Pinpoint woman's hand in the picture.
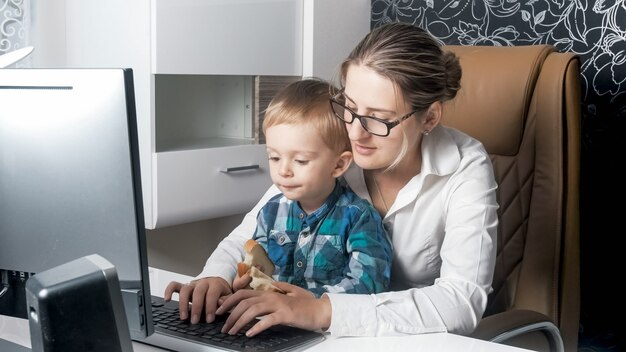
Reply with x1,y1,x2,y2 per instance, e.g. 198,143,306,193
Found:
164,277,232,324
215,281,331,337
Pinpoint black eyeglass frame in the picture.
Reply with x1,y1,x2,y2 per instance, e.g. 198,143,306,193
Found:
329,97,419,137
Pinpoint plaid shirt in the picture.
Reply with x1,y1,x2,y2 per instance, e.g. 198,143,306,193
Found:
253,180,392,297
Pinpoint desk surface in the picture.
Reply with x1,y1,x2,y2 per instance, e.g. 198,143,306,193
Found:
1,267,531,352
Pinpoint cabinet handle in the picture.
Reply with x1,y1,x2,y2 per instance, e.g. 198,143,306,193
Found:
220,164,260,173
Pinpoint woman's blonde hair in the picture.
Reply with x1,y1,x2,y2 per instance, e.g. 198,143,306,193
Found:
263,78,350,154
335,22,462,169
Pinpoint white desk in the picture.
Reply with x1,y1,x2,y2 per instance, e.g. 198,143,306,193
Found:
1,267,531,352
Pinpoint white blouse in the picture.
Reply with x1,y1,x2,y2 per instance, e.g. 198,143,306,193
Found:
197,124,499,337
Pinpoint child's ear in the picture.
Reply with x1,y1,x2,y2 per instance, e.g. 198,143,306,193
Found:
332,151,353,178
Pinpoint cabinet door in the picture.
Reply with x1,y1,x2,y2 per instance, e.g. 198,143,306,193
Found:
152,0,303,76
154,145,272,228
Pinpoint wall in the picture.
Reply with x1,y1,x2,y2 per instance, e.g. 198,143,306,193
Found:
146,214,244,277
369,0,625,345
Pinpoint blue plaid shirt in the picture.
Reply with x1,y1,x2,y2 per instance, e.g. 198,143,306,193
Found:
252,180,392,297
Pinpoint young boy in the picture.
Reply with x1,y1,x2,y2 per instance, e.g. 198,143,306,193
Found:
235,78,392,297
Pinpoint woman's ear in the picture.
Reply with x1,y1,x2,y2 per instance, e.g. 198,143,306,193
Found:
423,101,443,132
332,151,353,178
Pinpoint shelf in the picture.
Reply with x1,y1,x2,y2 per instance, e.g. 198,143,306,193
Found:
156,137,257,153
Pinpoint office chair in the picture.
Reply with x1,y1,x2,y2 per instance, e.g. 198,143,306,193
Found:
441,45,581,352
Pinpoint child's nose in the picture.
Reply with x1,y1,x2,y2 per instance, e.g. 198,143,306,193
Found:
278,161,293,177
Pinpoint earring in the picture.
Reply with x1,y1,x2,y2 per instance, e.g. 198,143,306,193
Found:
423,129,430,136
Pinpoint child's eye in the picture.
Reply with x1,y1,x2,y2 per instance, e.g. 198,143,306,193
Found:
268,156,279,162
295,160,309,165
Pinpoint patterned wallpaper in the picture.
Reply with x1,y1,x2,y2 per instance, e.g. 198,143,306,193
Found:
0,0,30,67
371,1,626,117
369,0,625,336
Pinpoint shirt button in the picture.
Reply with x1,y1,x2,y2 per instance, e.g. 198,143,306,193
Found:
278,235,286,244
301,231,309,237
298,213,304,219
296,261,304,268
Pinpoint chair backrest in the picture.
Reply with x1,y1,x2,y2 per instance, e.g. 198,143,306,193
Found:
441,45,581,351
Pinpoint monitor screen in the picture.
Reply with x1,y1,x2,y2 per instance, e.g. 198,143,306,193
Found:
0,68,153,340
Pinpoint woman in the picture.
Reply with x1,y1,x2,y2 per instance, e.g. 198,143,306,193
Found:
165,22,498,338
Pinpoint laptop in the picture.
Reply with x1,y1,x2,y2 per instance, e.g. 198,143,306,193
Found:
142,296,325,352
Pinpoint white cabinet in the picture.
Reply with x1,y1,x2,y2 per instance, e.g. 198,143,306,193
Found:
155,145,271,227
32,0,371,229
152,0,303,76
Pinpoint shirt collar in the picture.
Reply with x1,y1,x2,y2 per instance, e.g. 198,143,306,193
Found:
292,180,343,225
420,125,461,178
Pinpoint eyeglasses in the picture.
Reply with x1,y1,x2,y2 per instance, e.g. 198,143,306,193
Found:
329,97,418,137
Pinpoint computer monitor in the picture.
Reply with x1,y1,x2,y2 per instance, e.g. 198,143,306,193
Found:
0,68,153,340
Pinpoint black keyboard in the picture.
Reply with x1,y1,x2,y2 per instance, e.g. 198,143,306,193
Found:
150,296,325,352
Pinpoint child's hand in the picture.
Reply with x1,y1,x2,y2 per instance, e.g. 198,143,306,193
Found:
239,239,275,277
235,240,284,293
232,271,253,292
234,263,285,294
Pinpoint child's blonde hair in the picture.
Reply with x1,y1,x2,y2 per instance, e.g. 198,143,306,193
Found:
263,78,351,154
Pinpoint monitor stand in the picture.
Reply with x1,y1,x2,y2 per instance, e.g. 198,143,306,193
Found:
0,338,31,352
0,270,30,319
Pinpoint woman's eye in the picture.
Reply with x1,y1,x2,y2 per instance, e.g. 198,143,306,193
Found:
295,160,309,165
370,113,389,121
268,156,279,162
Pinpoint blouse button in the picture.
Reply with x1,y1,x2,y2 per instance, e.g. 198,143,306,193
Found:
296,261,304,268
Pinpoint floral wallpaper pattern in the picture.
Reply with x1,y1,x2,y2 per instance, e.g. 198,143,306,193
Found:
370,0,625,343
371,0,625,106
0,0,29,66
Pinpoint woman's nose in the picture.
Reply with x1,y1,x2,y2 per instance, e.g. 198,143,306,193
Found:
346,118,369,140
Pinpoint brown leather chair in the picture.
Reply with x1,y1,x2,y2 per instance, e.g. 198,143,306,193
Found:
441,45,581,352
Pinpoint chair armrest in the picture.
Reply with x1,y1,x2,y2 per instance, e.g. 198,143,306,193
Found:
470,309,564,352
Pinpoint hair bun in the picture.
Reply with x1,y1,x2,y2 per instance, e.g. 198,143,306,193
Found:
442,51,462,101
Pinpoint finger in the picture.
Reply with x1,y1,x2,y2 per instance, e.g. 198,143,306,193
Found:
215,289,261,316
203,281,226,323
232,273,252,291
222,296,267,334
217,292,233,306
246,313,280,337
205,278,233,322
189,280,210,324
163,281,182,301
177,282,196,321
